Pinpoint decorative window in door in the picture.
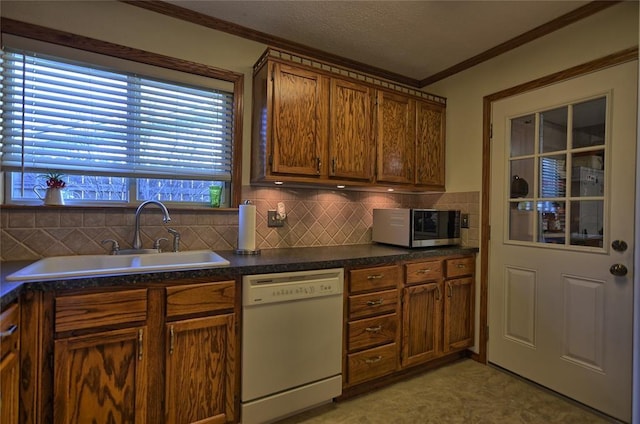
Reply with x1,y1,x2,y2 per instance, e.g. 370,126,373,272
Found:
507,96,607,249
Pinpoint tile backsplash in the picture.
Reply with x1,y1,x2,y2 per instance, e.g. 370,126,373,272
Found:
1,187,479,261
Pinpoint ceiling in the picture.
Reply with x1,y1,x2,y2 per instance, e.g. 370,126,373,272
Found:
157,0,604,86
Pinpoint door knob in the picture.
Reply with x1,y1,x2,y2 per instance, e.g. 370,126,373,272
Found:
612,240,628,252
609,264,628,276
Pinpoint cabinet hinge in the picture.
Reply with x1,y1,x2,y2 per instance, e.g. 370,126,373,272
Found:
268,155,273,166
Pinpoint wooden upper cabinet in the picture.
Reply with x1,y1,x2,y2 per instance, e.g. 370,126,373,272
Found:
376,90,415,184
271,62,326,177
329,78,374,181
415,100,445,188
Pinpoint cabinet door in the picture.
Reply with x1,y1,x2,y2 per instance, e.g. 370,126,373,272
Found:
165,314,235,424
54,327,148,424
0,303,19,424
443,277,474,352
401,282,442,367
415,101,445,187
0,350,19,424
376,90,415,184
271,62,326,176
329,78,374,181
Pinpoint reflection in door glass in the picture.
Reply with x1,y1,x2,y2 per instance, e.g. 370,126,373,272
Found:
573,97,606,148
571,159,604,197
511,114,535,157
540,155,566,198
570,200,604,248
537,201,566,244
540,107,568,153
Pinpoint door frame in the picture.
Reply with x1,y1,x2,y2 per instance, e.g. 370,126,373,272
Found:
477,47,638,401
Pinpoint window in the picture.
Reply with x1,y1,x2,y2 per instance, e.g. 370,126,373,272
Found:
1,46,236,206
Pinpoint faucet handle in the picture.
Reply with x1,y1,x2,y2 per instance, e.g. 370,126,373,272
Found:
101,239,120,255
153,237,169,252
168,228,181,252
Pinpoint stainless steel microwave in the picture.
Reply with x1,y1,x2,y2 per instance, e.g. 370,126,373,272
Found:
372,209,461,248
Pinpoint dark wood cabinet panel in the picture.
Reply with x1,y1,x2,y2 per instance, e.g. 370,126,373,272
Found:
376,91,415,184
401,282,442,367
416,100,445,188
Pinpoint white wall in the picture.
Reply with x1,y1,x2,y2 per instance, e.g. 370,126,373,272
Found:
425,1,638,193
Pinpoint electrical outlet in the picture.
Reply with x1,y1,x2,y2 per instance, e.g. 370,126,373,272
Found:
267,210,284,227
461,213,469,229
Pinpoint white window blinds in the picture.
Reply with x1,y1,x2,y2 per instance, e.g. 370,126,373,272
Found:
1,49,234,181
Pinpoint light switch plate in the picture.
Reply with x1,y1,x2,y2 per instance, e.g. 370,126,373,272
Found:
267,210,284,227
461,213,469,229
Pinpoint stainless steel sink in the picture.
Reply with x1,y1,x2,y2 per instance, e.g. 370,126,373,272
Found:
6,250,230,282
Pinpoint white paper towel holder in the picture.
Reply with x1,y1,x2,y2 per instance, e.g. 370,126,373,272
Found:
235,200,261,255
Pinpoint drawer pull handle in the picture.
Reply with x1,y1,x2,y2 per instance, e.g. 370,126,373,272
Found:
169,326,175,355
365,355,383,364
457,264,466,269
447,281,453,297
417,269,431,274
366,299,384,306
0,324,17,338
367,274,384,280
137,329,144,361
365,325,382,333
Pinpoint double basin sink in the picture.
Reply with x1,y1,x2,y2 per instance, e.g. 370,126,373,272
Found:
6,250,230,282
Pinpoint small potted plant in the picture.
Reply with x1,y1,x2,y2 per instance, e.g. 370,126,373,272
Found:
34,171,66,205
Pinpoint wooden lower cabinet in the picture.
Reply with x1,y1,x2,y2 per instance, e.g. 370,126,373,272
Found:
165,314,235,424
54,327,148,423
444,277,474,352
0,302,20,424
52,279,237,424
401,282,442,367
345,264,401,387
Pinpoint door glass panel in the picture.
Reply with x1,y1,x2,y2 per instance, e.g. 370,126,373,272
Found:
510,202,534,242
507,97,607,249
511,114,535,157
570,200,604,248
539,155,566,198
538,201,566,244
571,155,604,197
510,158,533,198
540,107,568,153
573,97,606,148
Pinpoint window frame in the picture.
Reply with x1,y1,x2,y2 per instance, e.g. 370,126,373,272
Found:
1,18,244,208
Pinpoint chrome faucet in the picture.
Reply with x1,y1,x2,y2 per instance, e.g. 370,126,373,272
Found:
132,200,171,250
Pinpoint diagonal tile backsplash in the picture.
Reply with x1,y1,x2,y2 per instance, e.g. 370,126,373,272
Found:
1,187,479,261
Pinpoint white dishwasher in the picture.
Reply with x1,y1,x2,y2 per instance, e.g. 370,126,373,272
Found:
241,268,344,424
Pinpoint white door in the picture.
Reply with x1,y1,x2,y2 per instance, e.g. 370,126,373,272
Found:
489,61,637,422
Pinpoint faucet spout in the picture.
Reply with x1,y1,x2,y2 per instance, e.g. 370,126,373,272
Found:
132,200,171,250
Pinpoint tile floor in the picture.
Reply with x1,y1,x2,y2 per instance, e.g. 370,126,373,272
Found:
276,359,619,424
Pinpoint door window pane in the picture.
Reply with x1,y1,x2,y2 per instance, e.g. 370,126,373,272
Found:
510,114,535,157
510,158,533,198
571,159,604,197
570,200,604,248
573,97,606,148
510,202,534,242
538,201,566,244
539,155,566,198
540,107,568,153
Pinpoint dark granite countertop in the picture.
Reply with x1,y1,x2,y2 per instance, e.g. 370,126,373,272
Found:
0,244,478,308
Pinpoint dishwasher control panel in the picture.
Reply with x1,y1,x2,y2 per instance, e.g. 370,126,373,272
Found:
243,268,344,305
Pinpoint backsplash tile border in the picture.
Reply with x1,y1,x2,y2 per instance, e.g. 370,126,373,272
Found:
1,188,479,261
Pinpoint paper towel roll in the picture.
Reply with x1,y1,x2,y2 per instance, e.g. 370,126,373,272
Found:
238,203,257,251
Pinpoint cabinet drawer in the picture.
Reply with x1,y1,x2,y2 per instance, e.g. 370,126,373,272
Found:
349,265,400,293
446,257,475,278
405,260,443,284
347,343,398,385
55,289,147,332
348,313,398,352
348,289,398,320
166,280,235,319
0,302,20,356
